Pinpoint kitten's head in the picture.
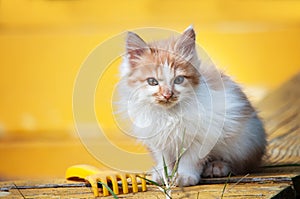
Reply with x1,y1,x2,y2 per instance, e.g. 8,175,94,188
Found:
120,26,200,109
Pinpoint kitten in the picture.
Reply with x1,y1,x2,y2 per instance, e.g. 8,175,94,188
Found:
118,26,266,186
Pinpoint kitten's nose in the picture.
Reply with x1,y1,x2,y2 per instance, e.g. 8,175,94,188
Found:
162,91,173,100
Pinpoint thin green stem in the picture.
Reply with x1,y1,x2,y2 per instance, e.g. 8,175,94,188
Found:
97,181,119,199
220,172,231,199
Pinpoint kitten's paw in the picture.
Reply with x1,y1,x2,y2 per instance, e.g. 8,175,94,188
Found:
175,172,200,186
202,161,231,178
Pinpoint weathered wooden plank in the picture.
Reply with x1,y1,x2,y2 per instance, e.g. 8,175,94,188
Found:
1,187,95,199
0,181,293,199
0,180,94,198
257,72,300,166
1,166,299,198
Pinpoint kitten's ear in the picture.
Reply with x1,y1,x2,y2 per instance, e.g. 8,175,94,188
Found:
182,25,196,41
175,26,196,56
126,32,148,65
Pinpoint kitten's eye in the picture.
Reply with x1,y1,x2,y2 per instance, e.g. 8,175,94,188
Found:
174,76,184,84
147,77,159,86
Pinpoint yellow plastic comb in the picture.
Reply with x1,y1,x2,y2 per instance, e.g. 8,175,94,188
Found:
65,164,147,197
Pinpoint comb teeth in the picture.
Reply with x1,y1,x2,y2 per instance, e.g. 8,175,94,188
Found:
66,164,147,197
87,173,147,196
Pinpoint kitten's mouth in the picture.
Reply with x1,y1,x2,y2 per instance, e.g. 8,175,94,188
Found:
156,97,178,108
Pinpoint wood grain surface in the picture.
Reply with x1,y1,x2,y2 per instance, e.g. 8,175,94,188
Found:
257,72,300,166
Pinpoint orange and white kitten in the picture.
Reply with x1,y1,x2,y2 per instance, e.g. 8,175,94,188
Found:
118,26,266,186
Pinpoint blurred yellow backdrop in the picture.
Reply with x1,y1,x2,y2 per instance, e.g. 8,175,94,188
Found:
0,0,300,179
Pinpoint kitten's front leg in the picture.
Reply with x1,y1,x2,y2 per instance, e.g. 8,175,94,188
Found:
175,152,204,186
151,152,174,184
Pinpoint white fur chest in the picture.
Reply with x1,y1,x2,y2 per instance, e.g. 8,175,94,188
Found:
129,100,204,151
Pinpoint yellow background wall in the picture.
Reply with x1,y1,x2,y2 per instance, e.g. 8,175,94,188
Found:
1,0,300,134
0,0,300,179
